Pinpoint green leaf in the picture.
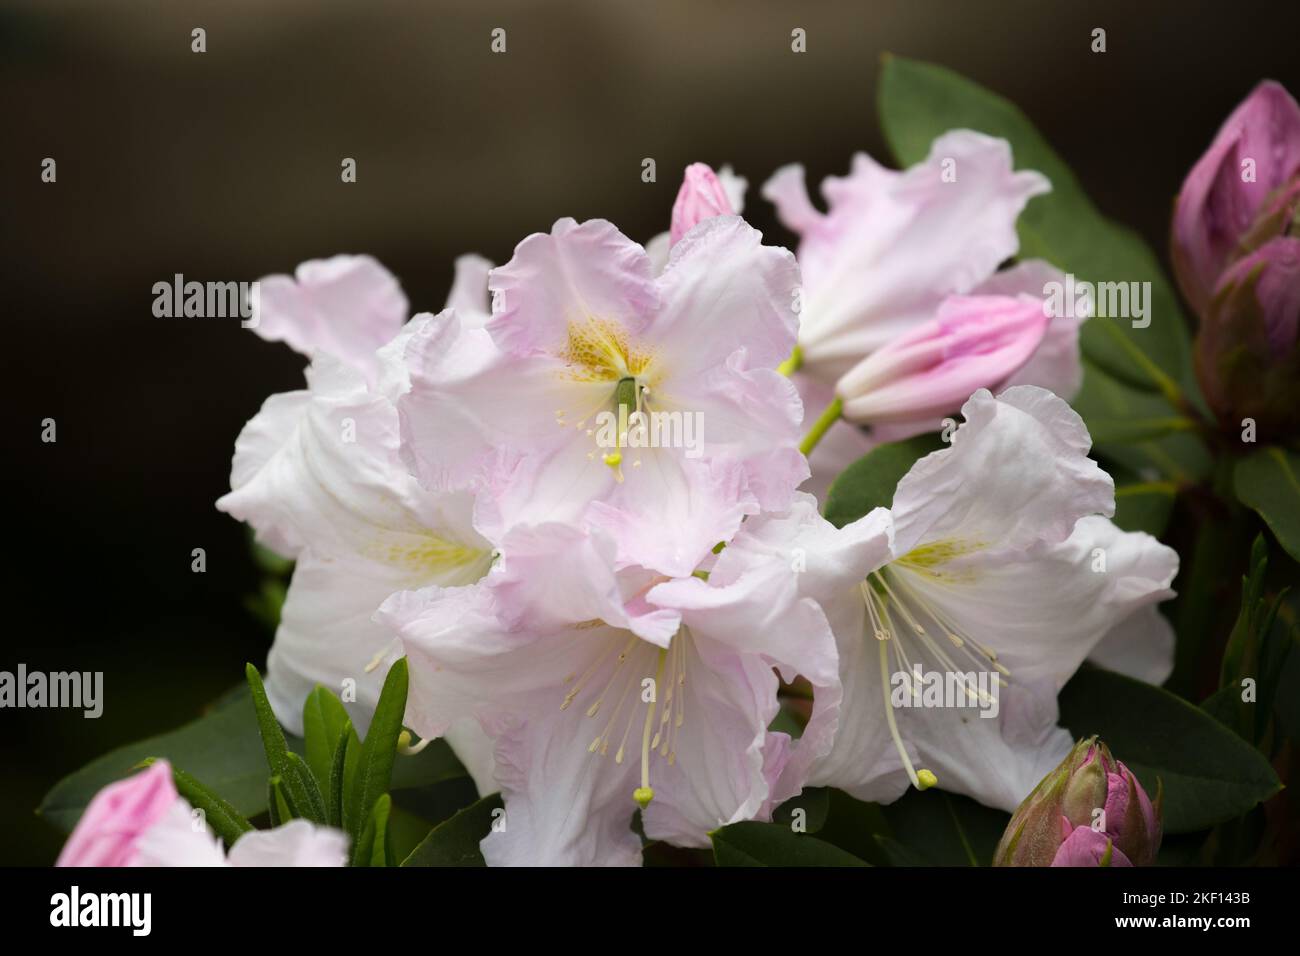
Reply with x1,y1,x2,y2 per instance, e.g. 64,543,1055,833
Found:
1073,361,1209,486
245,664,325,824
245,664,291,775
38,687,269,833
353,794,393,867
877,788,1009,866
345,658,408,844
877,55,1193,398
401,793,504,867
1210,536,1295,749
823,433,945,528
160,762,254,848
814,790,893,866
1235,447,1300,562
772,787,830,833
302,685,351,791
1220,536,1271,688
1275,627,1300,743
1059,666,1282,832
327,721,354,829
711,821,870,867
268,776,292,827
283,751,327,824
39,678,467,834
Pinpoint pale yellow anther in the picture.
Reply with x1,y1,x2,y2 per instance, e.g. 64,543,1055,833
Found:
916,769,938,790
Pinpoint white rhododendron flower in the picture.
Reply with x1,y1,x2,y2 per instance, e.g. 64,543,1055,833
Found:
217,255,497,791
377,518,842,866
397,215,809,573
663,387,1178,814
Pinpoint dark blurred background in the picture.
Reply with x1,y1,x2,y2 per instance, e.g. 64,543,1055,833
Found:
5,0,1299,865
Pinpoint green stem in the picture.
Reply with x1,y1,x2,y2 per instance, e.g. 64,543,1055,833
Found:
799,396,842,456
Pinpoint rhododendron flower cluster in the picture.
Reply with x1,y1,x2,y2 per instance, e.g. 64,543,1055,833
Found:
49,61,1297,871
194,145,1179,866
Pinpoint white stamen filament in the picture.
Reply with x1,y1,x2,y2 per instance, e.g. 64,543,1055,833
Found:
863,562,1014,791
563,628,689,809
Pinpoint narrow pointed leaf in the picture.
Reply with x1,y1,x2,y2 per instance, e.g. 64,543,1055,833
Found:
346,658,408,844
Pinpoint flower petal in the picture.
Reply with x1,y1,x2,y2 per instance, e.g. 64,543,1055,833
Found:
486,218,658,357
226,820,349,867
890,386,1113,557
253,255,407,381
651,215,800,372
1087,605,1176,686
765,134,1049,383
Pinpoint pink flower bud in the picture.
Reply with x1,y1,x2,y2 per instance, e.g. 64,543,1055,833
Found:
1052,825,1132,866
55,761,178,867
1172,81,1300,318
834,293,1048,426
1194,236,1300,438
670,163,736,244
994,737,1163,867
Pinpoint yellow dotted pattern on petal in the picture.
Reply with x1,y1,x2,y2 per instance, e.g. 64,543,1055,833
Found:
364,535,492,584
893,538,985,584
559,318,655,383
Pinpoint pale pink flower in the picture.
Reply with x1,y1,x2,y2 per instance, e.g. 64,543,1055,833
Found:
397,216,807,576
764,131,1050,385
377,516,843,866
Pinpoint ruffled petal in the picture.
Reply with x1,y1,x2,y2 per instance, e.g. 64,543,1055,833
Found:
650,215,800,372
764,134,1049,383
486,218,658,357
252,255,407,381
890,386,1113,557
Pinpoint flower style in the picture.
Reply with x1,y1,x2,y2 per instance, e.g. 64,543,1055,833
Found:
56,761,347,867
664,387,1178,813
377,516,844,866
397,215,807,575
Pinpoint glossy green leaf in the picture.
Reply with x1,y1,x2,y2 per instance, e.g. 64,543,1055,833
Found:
39,681,466,834
327,721,354,829
823,433,945,528
1074,362,1210,484
38,687,269,833
346,658,408,844
302,685,351,791
246,664,325,824
877,788,1008,866
1059,666,1281,832
353,793,393,868
1235,447,1300,562
401,793,504,867
711,821,870,867
772,787,830,834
